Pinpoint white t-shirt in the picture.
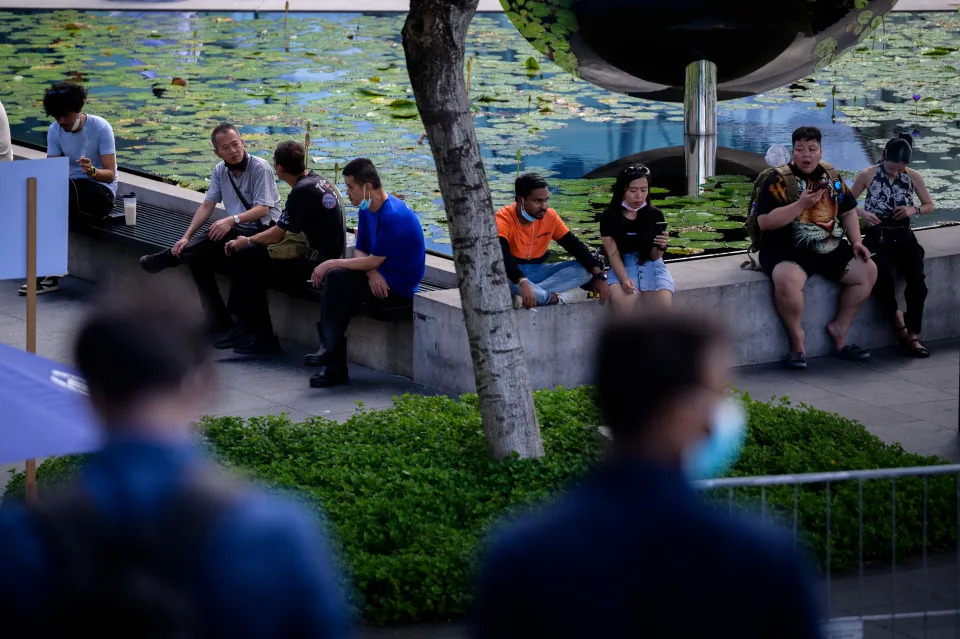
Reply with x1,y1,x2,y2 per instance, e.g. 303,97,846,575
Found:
46,114,119,196
0,101,12,163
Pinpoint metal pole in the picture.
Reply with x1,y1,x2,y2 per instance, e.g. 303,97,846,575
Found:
25,177,37,505
683,60,717,195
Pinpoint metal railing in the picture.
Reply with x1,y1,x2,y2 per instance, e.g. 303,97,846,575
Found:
696,464,960,638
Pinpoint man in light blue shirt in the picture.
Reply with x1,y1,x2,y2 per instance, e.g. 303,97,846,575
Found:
139,123,281,334
21,83,119,296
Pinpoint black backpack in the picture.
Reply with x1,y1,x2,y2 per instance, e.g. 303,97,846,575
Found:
741,161,839,270
18,466,240,639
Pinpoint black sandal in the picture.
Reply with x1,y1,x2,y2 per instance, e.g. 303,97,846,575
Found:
900,336,930,358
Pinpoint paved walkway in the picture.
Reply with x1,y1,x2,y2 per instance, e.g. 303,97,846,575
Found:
736,341,960,462
0,0,951,11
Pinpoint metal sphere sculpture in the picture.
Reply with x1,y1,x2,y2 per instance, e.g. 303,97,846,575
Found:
501,0,898,102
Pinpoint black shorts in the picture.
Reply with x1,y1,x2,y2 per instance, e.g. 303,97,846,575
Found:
758,241,854,282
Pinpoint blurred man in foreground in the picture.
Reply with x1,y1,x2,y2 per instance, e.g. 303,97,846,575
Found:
472,310,822,638
0,279,350,638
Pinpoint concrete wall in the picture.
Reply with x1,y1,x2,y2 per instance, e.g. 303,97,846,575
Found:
413,225,960,395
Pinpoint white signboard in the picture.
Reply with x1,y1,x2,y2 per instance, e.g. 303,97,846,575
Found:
0,157,69,280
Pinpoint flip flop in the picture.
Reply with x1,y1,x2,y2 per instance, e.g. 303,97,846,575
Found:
834,344,871,361
784,352,807,369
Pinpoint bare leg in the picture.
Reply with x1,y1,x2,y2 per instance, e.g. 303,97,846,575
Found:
771,262,808,355
640,289,673,310
827,257,877,351
607,284,639,316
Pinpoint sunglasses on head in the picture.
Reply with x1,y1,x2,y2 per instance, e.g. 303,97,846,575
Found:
623,165,651,178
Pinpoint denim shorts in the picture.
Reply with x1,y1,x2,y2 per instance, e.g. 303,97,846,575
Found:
607,252,675,293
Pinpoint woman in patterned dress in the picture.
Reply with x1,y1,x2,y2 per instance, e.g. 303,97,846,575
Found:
849,134,935,357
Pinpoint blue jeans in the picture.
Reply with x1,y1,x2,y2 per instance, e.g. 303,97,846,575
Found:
509,261,592,306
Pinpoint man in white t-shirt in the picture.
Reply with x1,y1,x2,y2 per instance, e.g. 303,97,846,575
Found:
19,83,119,296
139,123,281,334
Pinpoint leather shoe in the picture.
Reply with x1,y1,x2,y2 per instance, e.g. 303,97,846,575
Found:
309,365,349,388
233,334,282,356
214,325,253,350
139,249,180,273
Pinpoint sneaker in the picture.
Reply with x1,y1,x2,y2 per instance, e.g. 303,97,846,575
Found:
512,295,523,310
139,249,179,274
17,277,60,296
557,288,589,305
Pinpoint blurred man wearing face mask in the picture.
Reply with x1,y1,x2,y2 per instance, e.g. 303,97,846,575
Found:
497,172,608,309
472,310,822,639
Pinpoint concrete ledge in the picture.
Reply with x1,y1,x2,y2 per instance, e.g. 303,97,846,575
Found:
413,226,960,395
13,143,455,377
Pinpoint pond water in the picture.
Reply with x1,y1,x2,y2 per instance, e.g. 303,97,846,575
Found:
1,10,958,258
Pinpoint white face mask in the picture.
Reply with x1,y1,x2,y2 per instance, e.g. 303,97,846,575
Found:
70,114,82,132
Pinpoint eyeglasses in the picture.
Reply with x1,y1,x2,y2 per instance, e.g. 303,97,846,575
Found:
623,165,651,178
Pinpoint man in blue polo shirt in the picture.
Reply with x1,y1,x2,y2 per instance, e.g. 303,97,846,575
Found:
304,158,425,387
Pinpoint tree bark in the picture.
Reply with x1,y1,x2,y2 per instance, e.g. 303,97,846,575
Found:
402,0,544,459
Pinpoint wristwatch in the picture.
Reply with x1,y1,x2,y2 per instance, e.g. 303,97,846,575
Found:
915,206,921,217
232,215,240,224
592,271,607,282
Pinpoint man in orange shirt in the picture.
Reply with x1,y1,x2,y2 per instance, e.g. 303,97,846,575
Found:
497,173,608,308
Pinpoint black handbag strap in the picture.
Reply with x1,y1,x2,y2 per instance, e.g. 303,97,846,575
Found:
225,169,264,230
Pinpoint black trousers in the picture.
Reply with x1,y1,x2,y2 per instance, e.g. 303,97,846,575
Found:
228,245,319,335
863,230,927,334
321,270,410,363
69,178,115,223
179,227,259,329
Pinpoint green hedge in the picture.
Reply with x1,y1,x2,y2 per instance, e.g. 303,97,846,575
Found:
3,389,954,624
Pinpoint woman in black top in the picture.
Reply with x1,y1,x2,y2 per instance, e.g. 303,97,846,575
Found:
599,165,673,315
850,134,935,357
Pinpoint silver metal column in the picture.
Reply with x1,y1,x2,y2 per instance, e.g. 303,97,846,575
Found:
684,60,718,195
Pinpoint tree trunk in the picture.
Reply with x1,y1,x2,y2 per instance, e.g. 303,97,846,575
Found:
402,0,544,459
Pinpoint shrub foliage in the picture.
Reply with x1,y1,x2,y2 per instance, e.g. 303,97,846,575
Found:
3,389,954,624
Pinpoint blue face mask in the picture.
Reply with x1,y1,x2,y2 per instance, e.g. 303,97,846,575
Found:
684,397,747,480
359,186,371,211
519,203,537,223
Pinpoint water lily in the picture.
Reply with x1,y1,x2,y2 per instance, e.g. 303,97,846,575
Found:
913,93,921,101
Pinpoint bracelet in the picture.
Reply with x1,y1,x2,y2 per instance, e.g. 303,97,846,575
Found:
518,277,529,285
915,206,921,216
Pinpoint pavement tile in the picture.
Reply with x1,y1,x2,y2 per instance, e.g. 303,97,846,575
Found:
827,380,955,407
889,365,960,394
889,400,959,431
865,421,960,461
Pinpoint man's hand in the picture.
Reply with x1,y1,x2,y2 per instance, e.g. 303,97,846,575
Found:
171,237,190,258
77,156,94,177
310,261,335,288
623,278,638,295
518,279,537,309
852,242,872,262
592,278,609,304
797,187,824,210
860,210,882,227
208,216,235,241
367,270,390,299
892,205,915,220
224,236,249,256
